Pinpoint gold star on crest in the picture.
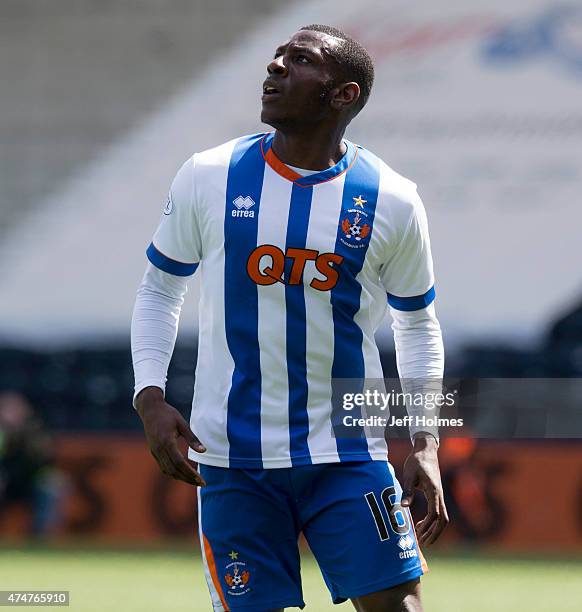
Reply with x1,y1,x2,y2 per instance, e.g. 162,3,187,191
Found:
228,551,239,560
353,195,366,208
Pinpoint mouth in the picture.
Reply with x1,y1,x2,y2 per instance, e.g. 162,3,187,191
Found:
262,82,282,101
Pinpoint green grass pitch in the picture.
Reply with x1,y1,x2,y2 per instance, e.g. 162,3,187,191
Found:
0,548,580,611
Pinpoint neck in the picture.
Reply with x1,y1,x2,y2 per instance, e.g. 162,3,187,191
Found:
271,124,347,171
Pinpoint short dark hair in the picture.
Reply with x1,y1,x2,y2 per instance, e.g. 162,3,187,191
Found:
300,24,374,115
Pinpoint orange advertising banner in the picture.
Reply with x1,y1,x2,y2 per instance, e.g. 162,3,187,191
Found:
1,436,581,552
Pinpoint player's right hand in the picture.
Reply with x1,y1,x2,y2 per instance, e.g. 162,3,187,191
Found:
135,386,206,487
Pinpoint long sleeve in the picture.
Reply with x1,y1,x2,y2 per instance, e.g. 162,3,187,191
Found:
377,185,444,441
390,302,444,441
130,262,189,406
132,156,200,407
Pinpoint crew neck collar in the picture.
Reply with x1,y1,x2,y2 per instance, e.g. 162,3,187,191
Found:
260,132,358,187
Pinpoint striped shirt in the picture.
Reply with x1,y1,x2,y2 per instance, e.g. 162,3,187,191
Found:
144,132,436,468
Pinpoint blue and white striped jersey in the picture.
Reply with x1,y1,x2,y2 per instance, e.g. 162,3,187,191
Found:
146,132,436,468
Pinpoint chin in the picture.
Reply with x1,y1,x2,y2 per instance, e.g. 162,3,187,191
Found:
260,110,296,132
261,110,283,129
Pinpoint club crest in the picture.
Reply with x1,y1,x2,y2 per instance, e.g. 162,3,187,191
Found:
340,209,371,249
224,554,252,597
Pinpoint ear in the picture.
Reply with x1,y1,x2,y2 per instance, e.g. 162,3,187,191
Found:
330,82,360,112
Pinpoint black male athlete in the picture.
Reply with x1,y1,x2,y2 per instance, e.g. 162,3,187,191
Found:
132,24,448,612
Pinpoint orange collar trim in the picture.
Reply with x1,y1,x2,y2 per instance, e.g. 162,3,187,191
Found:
259,132,358,187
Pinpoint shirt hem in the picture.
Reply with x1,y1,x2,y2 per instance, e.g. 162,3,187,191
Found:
188,449,389,469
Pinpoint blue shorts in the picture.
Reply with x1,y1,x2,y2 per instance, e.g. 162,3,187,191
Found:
197,461,426,611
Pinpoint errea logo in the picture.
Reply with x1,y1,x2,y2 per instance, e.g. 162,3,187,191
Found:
397,535,414,551
232,195,255,218
397,534,418,560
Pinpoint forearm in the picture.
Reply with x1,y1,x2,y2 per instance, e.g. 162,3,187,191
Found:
390,303,444,440
131,263,188,406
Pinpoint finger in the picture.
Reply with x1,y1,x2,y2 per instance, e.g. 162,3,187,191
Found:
419,520,440,546
417,504,440,542
423,497,449,545
440,494,450,526
154,440,205,486
415,510,436,539
401,490,415,508
418,492,445,544
162,451,199,485
416,488,438,537
416,512,437,539
157,446,181,478
420,510,447,546
186,459,206,487
164,444,206,486
152,447,174,477
176,417,206,453
400,471,418,508
165,447,204,486
417,515,438,543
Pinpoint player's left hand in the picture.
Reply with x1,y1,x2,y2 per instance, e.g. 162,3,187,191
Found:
400,434,449,546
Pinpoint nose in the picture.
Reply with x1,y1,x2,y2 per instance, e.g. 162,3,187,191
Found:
267,55,288,76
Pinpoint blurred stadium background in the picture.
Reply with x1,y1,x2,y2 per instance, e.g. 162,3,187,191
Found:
1,0,581,610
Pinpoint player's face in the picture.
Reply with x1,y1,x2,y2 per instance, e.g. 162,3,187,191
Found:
261,30,341,130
